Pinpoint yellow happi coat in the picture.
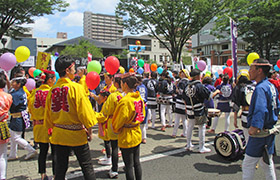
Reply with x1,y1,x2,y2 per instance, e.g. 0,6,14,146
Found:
23,86,30,98
44,77,97,146
29,84,51,143
97,90,123,141
112,91,146,148
104,83,117,93
78,75,90,96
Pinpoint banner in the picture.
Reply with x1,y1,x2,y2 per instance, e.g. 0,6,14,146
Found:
36,52,50,69
88,52,92,62
230,18,238,82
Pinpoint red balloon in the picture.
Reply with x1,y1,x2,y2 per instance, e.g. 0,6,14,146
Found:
86,72,100,90
277,59,280,69
105,56,120,75
226,59,233,66
223,67,233,78
28,67,36,77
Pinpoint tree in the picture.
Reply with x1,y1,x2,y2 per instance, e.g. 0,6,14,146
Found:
60,40,103,59
111,49,129,60
213,0,280,60
0,0,69,39
116,0,227,63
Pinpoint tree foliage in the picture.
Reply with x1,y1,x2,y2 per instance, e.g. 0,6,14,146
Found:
116,0,227,63
213,0,280,60
60,40,103,59
0,0,69,39
111,49,129,60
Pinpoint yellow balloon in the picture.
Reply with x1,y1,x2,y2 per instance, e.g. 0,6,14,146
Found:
247,52,260,66
15,46,30,62
119,66,125,74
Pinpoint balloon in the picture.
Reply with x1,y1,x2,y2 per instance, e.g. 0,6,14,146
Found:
223,67,233,78
119,66,125,74
277,59,280,69
105,56,120,75
55,71,60,83
195,64,198,69
0,52,17,71
151,64,157,71
54,52,59,56
33,69,42,78
28,67,36,77
274,65,279,72
15,46,30,62
137,67,144,74
87,60,102,74
226,59,233,66
136,40,141,45
247,52,260,66
214,72,219,78
222,66,226,70
157,67,163,74
205,71,211,76
129,68,134,73
86,72,100,90
138,59,144,67
167,70,173,78
217,69,223,75
197,60,206,71
25,78,36,91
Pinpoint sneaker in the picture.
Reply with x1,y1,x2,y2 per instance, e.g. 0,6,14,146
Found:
108,169,118,179
25,151,37,160
98,154,108,162
199,147,211,153
207,129,215,134
99,157,112,165
8,156,18,161
161,126,166,132
185,144,194,151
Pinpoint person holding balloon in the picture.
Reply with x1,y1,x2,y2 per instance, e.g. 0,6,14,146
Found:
44,55,97,180
0,72,12,180
208,74,233,134
28,70,57,180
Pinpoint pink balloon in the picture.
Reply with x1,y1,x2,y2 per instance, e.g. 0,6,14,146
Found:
0,53,17,71
25,78,36,91
197,60,206,71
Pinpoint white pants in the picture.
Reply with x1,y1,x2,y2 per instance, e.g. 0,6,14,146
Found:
243,128,249,146
172,113,188,136
148,109,156,128
160,104,172,127
212,112,230,131
140,122,148,139
186,119,206,150
0,143,7,179
242,154,276,180
9,129,34,158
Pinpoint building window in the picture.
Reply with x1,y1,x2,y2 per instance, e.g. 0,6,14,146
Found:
221,44,229,50
197,48,201,53
160,55,163,62
154,55,156,61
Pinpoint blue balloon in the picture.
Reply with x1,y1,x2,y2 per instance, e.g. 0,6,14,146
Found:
167,70,173,78
137,67,144,74
274,65,279,72
157,67,163,74
222,66,226,70
215,72,219,78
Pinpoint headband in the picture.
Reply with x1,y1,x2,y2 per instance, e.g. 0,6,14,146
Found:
250,62,272,67
77,66,86,70
11,77,26,81
42,69,55,75
121,72,135,79
114,73,122,78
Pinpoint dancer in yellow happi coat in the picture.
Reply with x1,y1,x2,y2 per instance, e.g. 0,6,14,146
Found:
28,69,56,180
44,55,97,180
112,73,145,180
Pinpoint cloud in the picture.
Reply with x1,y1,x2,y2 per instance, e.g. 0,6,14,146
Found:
87,0,119,15
33,17,53,33
66,0,87,10
61,11,83,27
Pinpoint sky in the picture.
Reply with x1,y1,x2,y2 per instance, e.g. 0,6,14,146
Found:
26,0,121,39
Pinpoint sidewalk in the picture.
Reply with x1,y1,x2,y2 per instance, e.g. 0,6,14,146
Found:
7,113,233,180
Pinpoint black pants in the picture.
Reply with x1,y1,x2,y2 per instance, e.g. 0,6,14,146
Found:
54,143,96,180
121,144,142,180
104,140,111,157
207,117,212,127
110,140,118,172
38,143,55,175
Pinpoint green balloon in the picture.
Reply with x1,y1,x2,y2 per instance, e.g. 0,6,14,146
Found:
195,64,198,69
33,69,42,78
206,71,211,75
87,60,102,74
138,59,144,67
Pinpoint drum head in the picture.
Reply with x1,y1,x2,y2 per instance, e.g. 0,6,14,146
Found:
214,133,238,160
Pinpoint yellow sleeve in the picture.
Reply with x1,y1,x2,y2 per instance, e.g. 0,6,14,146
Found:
96,112,107,123
101,93,117,117
28,89,36,120
43,91,53,129
112,101,128,134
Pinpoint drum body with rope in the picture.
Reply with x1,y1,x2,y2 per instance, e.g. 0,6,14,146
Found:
214,129,246,160
207,108,221,118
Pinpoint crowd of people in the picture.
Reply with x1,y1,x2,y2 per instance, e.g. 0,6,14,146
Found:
0,56,279,180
